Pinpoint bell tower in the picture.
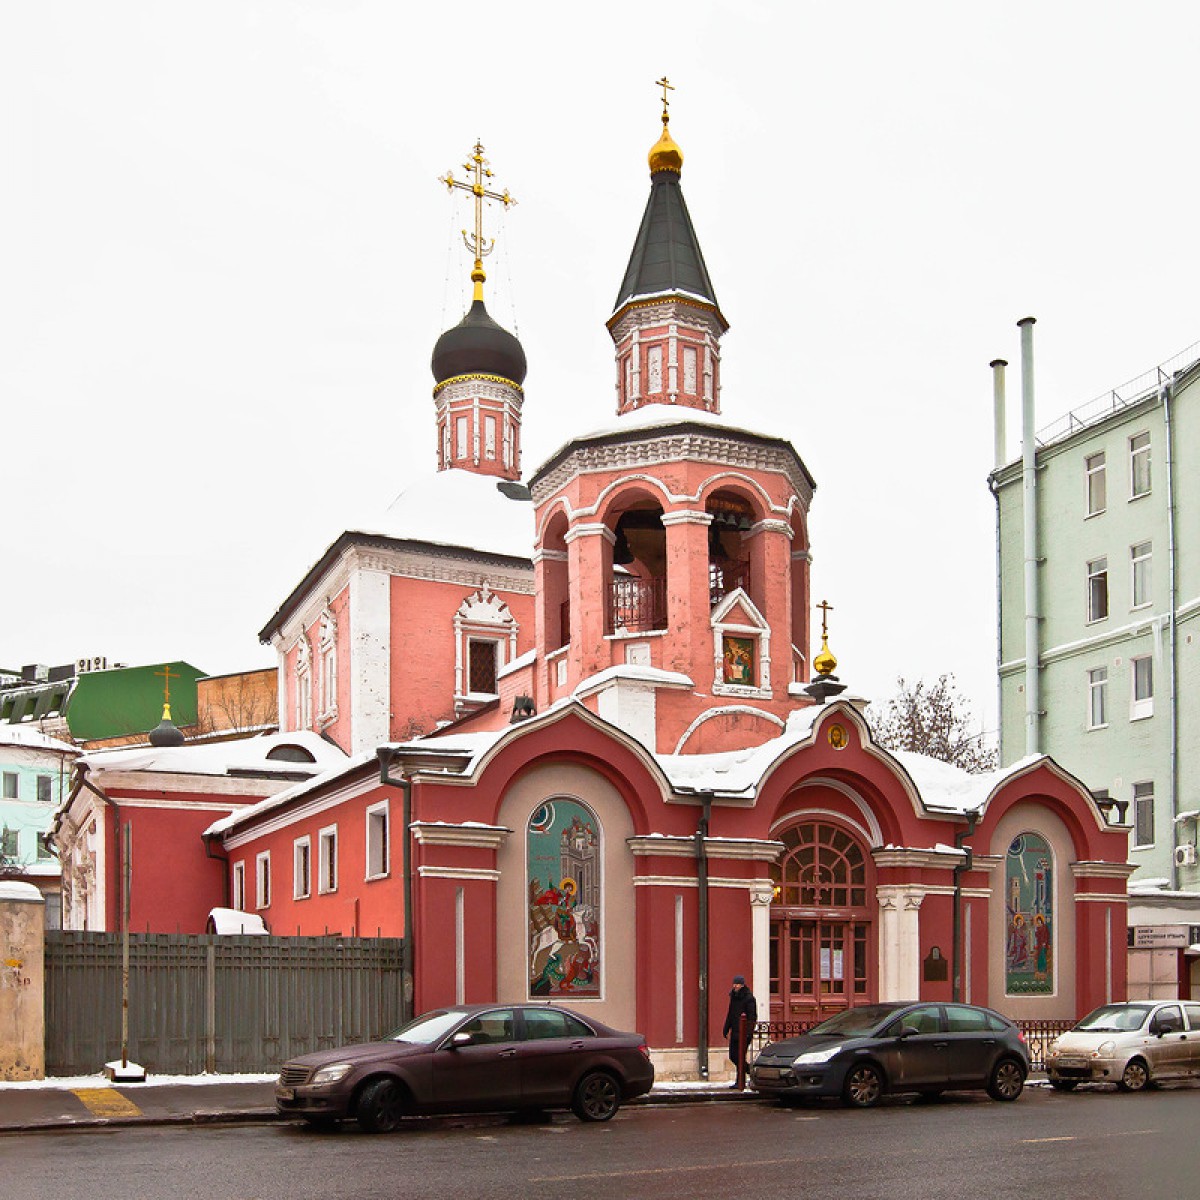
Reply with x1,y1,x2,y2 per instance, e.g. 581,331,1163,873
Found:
607,78,728,415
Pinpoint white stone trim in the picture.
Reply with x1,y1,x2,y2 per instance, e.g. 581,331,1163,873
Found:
411,822,511,850
417,866,502,882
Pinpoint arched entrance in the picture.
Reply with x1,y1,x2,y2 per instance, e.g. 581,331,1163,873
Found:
769,820,875,1022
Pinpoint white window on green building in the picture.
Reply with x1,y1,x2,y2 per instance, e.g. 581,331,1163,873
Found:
1087,667,1108,729
1129,431,1151,499
1086,557,1108,623
1131,541,1152,609
2,772,17,800
1131,655,1153,720
37,775,52,803
1133,781,1155,848
37,833,54,860
1085,451,1106,516
0,827,17,858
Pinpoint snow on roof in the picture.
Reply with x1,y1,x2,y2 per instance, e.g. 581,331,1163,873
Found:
891,751,1046,815
207,907,268,934
0,726,78,754
360,469,534,561
574,664,694,696
571,402,775,446
498,648,537,680
81,730,347,778
0,881,44,903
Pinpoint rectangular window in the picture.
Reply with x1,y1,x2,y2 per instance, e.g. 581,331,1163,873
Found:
1087,666,1108,729
255,851,271,909
37,775,52,803
1,827,18,858
683,345,698,394
318,826,338,894
484,415,496,459
623,355,632,403
366,801,389,879
1131,541,1152,609
456,416,468,459
293,837,311,899
1085,451,1106,516
1086,557,1108,623
1129,431,1151,498
1133,781,1155,848
232,861,246,910
36,832,54,860
467,638,499,694
1131,654,1154,719
297,671,312,731
2,773,17,800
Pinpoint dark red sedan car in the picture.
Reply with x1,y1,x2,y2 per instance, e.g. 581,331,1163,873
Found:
275,1002,655,1132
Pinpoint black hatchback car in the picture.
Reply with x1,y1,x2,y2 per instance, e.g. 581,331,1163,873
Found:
275,1002,655,1132
750,1002,1029,1107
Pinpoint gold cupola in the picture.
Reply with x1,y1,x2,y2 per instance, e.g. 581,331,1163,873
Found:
648,76,683,175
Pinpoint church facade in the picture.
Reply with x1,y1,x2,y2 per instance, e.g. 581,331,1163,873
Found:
59,103,1133,1076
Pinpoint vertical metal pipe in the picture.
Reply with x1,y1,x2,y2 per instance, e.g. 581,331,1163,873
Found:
1161,379,1180,889
1018,317,1040,758
695,794,712,1081
990,358,1008,470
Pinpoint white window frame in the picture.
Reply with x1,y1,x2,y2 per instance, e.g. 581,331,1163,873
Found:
1086,557,1108,624
1087,666,1108,730
231,861,246,911
255,851,271,910
1130,541,1152,610
1133,781,1155,849
295,634,312,732
366,800,390,880
1085,451,1106,517
2,772,17,800
293,836,312,900
1131,654,1154,720
36,775,52,804
318,825,338,894
1129,431,1151,499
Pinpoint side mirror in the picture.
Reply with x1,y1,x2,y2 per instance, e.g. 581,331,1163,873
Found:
450,1031,474,1048
896,1024,918,1039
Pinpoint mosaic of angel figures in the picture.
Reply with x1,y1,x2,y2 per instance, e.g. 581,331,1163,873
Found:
1005,832,1053,995
527,799,600,997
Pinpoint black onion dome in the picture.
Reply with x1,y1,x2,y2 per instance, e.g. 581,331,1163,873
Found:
148,705,185,747
431,299,527,387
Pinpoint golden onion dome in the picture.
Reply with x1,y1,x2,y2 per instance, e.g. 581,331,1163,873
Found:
648,117,683,175
813,635,838,677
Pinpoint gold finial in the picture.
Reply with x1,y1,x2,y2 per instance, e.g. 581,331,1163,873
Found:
648,76,683,175
439,140,517,303
813,600,838,676
155,664,179,706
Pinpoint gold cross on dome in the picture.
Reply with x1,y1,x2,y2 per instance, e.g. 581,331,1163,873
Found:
154,664,179,704
656,75,675,116
439,141,516,302
816,600,834,640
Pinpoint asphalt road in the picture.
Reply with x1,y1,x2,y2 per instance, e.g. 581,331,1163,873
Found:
5,1085,1199,1200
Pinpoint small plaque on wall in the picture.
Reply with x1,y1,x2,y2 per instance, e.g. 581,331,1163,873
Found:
923,946,948,982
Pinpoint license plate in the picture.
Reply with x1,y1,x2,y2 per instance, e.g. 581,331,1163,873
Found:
276,1087,295,1101
755,1067,781,1080
1054,1059,1085,1070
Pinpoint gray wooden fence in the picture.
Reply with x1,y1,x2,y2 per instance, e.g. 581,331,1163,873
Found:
44,931,407,1077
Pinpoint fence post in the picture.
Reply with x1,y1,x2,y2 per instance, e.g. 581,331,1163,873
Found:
0,881,46,1080
736,1012,747,1090
205,941,216,1074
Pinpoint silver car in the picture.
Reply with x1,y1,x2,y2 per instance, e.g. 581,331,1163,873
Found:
1046,1001,1200,1092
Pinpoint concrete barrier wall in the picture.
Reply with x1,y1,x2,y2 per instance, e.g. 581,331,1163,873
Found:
1,881,46,1080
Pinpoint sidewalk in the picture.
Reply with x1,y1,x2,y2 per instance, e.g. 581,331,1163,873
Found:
0,1074,758,1135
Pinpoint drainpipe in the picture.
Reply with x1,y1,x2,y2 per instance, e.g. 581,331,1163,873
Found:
952,813,978,1002
990,358,1008,763
1161,378,1180,889
1019,317,1040,758
377,749,415,1023
695,792,712,1081
202,832,231,904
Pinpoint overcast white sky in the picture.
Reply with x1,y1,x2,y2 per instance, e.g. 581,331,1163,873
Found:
4,3,1198,742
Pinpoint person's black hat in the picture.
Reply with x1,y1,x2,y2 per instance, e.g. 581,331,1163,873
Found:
732,975,746,985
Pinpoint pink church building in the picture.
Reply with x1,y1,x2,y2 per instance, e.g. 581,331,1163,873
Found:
57,105,1133,1077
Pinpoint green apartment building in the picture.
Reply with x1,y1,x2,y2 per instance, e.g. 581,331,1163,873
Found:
992,336,1200,997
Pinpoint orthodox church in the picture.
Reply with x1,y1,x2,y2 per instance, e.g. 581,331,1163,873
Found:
58,96,1133,1076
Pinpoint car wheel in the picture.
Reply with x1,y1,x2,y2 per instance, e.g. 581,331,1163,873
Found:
842,1062,885,1108
1117,1058,1150,1093
1048,1078,1079,1092
986,1058,1026,1102
572,1071,621,1122
355,1078,407,1133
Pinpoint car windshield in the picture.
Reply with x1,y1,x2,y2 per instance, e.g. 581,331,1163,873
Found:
1074,1004,1153,1033
388,1009,469,1044
806,1006,901,1037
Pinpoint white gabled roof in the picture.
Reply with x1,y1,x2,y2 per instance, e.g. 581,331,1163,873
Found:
0,726,78,754
81,730,347,778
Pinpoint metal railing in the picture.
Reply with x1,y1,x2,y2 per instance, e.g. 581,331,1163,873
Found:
608,575,668,634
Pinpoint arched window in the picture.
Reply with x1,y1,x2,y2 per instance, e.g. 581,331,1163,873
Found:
527,799,600,999
1005,833,1053,995
774,821,867,908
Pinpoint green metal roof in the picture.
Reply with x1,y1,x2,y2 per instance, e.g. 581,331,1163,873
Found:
64,662,205,740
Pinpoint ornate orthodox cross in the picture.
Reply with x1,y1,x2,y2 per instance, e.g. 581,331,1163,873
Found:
439,141,516,300
817,599,834,641
656,75,675,115
154,664,179,705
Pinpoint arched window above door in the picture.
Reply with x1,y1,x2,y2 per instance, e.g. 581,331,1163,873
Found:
773,821,868,909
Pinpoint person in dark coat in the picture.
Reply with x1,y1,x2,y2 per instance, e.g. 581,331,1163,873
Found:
722,974,757,1083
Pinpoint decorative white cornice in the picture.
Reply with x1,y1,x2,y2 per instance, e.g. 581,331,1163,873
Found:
626,835,785,861
873,847,964,871
1070,861,1138,880
416,866,502,882
660,509,712,527
1074,892,1130,903
432,376,524,403
411,822,511,850
563,523,616,546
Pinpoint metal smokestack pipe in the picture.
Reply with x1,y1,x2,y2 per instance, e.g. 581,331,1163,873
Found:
990,359,1008,470
1018,318,1040,758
